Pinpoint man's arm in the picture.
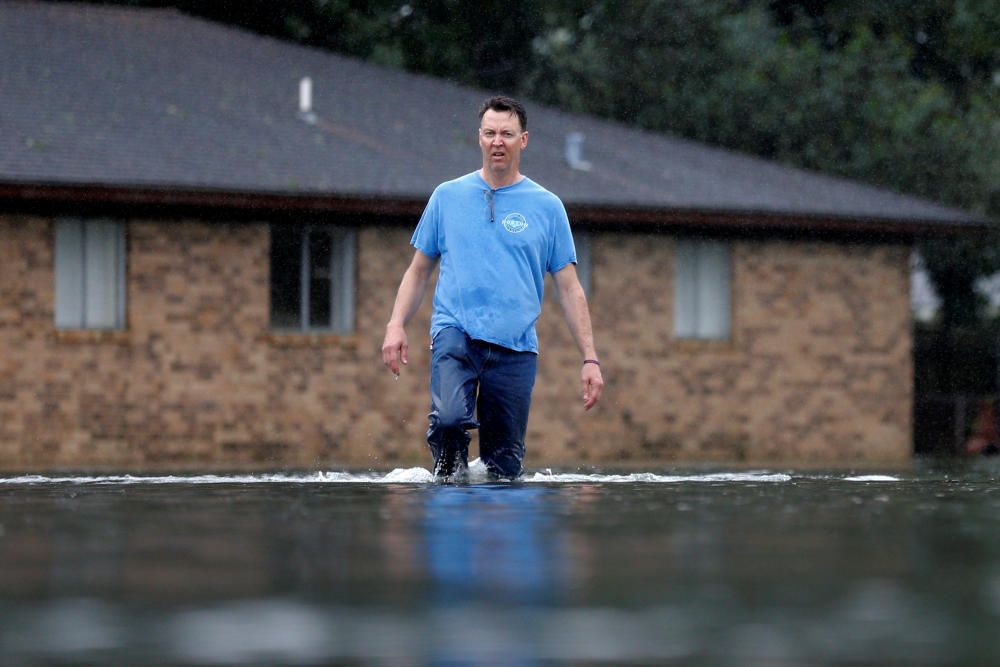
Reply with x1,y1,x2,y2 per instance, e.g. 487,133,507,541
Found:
382,249,438,377
553,263,604,411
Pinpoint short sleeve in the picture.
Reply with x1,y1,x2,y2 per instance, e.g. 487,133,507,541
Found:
546,198,577,274
410,188,442,258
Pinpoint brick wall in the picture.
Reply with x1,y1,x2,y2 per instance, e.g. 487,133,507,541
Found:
528,234,913,464
0,215,912,470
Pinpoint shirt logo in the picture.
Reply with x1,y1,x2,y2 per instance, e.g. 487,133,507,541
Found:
501,212,528,234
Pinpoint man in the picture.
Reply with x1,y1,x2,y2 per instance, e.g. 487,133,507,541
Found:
381,95,603,480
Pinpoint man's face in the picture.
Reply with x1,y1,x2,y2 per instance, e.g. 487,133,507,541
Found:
479,109,528,178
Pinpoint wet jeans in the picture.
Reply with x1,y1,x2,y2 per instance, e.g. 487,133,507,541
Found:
427,327,537,479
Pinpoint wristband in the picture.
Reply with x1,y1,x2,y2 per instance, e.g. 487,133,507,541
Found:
583,359,600,367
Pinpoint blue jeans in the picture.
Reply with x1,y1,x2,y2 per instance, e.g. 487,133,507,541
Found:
427,327,537,479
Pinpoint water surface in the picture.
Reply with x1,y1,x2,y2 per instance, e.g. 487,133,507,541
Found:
2,459,1000,665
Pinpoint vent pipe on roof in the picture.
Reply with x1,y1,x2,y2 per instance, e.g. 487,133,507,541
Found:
299,77,317,124
565,132,592,171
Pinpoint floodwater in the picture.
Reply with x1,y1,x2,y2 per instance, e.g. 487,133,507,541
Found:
2,459,1000,665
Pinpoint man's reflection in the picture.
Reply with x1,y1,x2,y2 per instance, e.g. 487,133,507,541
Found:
423,485,568,604
421,484,569,663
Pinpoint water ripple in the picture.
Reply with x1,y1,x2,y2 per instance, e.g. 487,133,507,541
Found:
0,467,793,485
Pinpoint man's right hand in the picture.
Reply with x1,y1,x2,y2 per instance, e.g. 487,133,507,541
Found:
381,323,409,377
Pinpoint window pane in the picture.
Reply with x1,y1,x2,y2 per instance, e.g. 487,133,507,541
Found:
270,226,302,329
308,229,332,329
270,225,354,333
674,240,730,340
674,241,700,338
84,220,123,328
695,242,730,339
55,219,85,328
330,228,355,333
55,219,125,330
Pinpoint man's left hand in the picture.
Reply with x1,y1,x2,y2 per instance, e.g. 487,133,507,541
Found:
582,363,604,411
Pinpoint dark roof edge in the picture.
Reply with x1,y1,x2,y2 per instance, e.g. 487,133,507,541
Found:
568,202,993,238
0,181,991,237
0,181,425,219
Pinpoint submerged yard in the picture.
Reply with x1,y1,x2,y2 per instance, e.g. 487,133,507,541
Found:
2,459,1000,665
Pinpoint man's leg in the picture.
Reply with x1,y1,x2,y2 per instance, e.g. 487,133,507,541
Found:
477,347,537,480
427,328,479,477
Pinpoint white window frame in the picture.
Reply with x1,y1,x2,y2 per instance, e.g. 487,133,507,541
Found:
674,239,731,340
270,224,356,334
54,218,127,330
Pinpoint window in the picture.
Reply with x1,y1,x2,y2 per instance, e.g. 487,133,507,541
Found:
54,219,126,329
270,224,355,333
674,239,731,340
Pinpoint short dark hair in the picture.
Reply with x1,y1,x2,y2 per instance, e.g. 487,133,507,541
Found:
478,95,527,132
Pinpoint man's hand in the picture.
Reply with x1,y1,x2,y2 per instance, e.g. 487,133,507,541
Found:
581,362,604,411
381,250,437,378
382,323,409,377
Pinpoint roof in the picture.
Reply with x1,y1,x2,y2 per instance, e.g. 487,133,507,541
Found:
0,1,988,233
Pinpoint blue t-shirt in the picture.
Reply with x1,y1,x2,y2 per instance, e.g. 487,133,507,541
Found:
411,171,577,353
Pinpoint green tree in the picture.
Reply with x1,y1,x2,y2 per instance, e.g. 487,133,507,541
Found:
524,0,998,326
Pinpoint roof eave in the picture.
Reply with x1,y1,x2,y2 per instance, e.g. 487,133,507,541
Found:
0,180,425,220
0,181,990,238
567,202,992,239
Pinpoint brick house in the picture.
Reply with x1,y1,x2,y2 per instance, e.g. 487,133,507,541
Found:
0,2,987,470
